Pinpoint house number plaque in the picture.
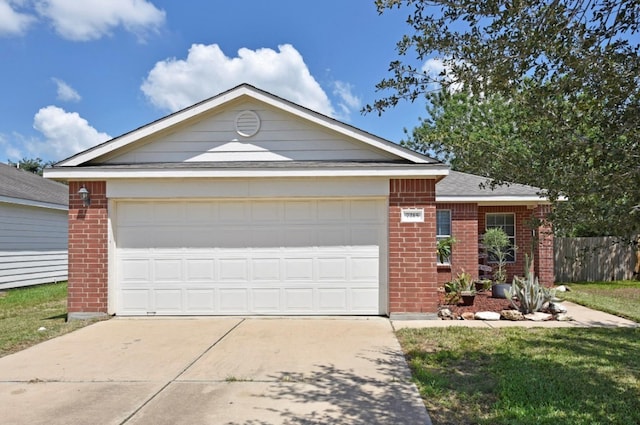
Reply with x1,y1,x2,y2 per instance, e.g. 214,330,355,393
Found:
401,208,424,223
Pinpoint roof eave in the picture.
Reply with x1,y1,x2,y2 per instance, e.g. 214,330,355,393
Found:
44,165,449,180
436,195,552,205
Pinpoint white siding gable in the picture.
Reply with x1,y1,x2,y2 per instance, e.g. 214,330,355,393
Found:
0,202,68,289
103,100,397,164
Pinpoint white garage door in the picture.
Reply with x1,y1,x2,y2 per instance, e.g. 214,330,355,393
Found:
114,199,386,315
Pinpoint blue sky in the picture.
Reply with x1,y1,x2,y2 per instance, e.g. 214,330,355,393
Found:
0,0,433,163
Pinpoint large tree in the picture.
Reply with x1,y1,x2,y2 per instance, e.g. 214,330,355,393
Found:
370,0,640,237
7,158,55,176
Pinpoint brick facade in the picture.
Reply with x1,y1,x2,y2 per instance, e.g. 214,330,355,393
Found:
64,179,554,318
534,205,554,286
388,179,438,316
477,205,554,286
436,203,479,285
67,181,109,317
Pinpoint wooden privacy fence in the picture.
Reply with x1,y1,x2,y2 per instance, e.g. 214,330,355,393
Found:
554,237,637,282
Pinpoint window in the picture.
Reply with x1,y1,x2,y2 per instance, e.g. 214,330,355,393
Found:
436,210,452,264
486,213,516,262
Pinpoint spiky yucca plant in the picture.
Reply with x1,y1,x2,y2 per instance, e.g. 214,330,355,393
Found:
507,254,555,314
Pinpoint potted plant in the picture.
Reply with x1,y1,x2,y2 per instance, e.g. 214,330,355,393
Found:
482,228,515,298
456,271,476,306
436,236,456,264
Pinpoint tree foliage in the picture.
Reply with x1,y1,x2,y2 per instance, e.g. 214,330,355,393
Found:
7,158,55,176
371,0,640,237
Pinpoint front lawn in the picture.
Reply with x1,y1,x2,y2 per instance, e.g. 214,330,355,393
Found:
399,280,640,424
0,282,101,357
556,280,640,322
398,327,640,425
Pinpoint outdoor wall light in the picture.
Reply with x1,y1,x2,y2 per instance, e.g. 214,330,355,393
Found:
78,185,90,207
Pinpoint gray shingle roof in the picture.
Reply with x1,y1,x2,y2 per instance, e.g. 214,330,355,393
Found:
437,170,542,198
0,163,68,207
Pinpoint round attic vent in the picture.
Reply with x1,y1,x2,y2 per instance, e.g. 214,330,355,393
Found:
235,110,261,137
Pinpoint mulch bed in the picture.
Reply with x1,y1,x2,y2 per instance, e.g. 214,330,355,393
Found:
438,289,514,317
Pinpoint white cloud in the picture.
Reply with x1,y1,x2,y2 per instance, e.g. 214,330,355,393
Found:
28,106,111,160
141,43,338,117
52,78,81,102
35,0,165,41
0,0,36,36
332,81,361,119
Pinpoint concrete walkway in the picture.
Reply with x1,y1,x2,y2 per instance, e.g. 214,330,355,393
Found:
0,317,430,425
393,301,639,329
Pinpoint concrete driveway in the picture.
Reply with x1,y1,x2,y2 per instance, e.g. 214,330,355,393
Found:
0,317,430,425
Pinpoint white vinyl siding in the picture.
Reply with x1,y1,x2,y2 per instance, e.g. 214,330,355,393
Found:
113,199,386,316
0,203,68,289
486,213,516,263
104,101,396,164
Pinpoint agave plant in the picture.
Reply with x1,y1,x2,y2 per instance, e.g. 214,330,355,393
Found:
506,254,555,314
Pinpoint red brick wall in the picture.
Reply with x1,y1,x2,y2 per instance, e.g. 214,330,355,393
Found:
436,203,479,285
534,205,555,286
478,205,554,285
68,181,109,314
388,179,438,315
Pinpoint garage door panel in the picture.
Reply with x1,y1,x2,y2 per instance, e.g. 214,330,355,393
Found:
250,228,281,248
351,288,379,311
251,259,281,281
154,289,183,312
251,289,281,311
351,257,379,280
120,259,151,282
120,289,150,312
219,259,249,281
318,258,347,280
284,201,314,221
318,289,347,310
115,199,385,315
186,259,215,281
218,202,249,222
218,289,248,312
284,289,314,311
154,260,183,281
186,290,215,312
284,258,314,280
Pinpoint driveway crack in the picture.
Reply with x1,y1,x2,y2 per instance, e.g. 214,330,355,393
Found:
118,318,245,425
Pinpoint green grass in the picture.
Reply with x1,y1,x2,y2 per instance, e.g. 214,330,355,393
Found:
0,282,101,357
556,280,640,322
397,327,640,425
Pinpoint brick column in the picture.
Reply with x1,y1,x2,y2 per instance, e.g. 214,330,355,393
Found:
534,205,554,286
68,181,109,319
388,179,438,318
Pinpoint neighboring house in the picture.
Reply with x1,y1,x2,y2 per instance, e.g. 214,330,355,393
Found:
0,163,68,290
44,84,553,319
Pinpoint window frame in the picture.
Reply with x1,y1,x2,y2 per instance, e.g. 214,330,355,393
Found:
436,209,452,265
485,213,516,263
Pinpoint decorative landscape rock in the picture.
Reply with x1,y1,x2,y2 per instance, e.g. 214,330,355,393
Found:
547,302,567,314
524,312,553,321
475,311,501,321
554,313,574,321
438,308,454,320
461,312,476,320
500,310,525,321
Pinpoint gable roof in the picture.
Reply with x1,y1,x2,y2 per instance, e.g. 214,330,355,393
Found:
436,170,548,204
0,163,68,209
55,84,440,168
